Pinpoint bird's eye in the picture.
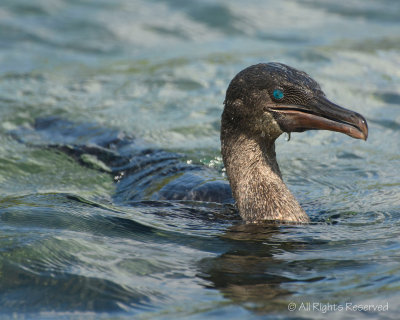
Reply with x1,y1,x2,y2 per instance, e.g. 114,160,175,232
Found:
273,89,284,100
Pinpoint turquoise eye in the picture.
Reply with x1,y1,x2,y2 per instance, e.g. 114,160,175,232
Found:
273,89,284,100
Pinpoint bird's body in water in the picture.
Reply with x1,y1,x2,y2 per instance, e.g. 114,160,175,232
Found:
15,63,368,224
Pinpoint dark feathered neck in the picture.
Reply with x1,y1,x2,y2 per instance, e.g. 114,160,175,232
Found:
221,124,310,223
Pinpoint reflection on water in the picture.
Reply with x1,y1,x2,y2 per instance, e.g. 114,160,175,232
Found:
199,224,302,314
0,0,400,319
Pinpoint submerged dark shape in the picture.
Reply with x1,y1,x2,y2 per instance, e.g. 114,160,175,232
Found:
13,63,368,224
221,63,367,223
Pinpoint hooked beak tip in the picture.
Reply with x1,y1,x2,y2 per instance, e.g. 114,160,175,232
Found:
355,115,368,141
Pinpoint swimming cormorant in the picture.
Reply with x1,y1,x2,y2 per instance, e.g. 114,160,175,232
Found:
14,62,368,224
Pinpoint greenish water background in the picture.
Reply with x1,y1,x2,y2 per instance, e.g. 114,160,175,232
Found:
0,0,399,319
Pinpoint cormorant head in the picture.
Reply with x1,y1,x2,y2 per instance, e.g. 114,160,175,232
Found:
223,62,368,142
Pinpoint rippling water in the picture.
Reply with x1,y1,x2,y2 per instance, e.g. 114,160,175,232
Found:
0,0,399,319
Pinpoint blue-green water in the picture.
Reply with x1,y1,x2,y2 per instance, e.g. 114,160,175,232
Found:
1,0,400,319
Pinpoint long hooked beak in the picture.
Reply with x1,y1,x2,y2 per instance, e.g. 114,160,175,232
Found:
269,96,368,140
